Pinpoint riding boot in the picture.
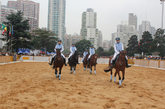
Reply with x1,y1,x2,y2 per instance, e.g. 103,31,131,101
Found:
49,57,54,65
126,58,131,68
109,60,115,69
87,59,90,66
64,58,67,66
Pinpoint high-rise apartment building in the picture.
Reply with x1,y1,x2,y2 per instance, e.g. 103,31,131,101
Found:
7,0,40,30
139,21,156,39
48,0,66,40
80,8,102,48
1,5,17,23
129,13,137,30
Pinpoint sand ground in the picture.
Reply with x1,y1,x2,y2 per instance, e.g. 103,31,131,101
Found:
0,62,165,109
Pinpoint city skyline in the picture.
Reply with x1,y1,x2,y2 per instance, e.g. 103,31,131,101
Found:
1,0,164,40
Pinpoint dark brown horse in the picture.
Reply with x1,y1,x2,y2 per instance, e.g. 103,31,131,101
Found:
88,54,97,75
104,51,127,86
53,49,64,80
68,51,78,74
83,54,89,71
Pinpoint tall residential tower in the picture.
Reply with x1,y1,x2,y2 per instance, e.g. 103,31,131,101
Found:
128,13,137,30
7,0,40,30
81,8,102,48
48,0,66,40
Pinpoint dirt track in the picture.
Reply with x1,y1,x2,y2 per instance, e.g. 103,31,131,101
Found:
0,62,165,109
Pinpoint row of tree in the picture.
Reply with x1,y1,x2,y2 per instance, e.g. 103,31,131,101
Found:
1,11,58,53
127,29,165,57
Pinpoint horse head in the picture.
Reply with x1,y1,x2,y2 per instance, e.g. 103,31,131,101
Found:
120,50,126,58
56,49,61,56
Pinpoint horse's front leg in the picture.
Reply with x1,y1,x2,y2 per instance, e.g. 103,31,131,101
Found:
55,68,58,78
90,66,92,74
114,70,117,83
70,66,72,74
94,65,96,75
110,70,113,82
84,65,86,71
59,67,62,80
73,66,76,74
117,70,122,86
122,70,125,83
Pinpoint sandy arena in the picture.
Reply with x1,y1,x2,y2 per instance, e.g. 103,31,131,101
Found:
0,62,165,109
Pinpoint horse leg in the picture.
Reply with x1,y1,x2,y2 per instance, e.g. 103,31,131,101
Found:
84,66,86,71
59,67,61,80
55,68,58,78
90,66,92,74
94,65,96,75
122,70,125,83
73,66,76,74
70,66,72,74
110,70,113,82
114,70,117,83
117,71,122,86
72,67,74,74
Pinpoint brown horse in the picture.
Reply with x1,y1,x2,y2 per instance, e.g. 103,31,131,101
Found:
83,54,89,71
68,51,79,74
53,49,64,80
104,51,127,86
88,54,97,75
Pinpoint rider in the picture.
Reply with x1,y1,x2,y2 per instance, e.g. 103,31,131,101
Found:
87,45,95,63
82,49,88,62
68,44,77,60
109,37,131,69
49,39,67,66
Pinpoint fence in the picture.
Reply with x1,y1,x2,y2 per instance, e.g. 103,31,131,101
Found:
1,56,165,70
0,56,13,63
132,59,165,69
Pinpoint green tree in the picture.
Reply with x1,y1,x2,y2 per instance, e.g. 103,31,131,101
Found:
75,39,92,55
96,47,104,56
108,47,115,56
126,35,139,56
139,31,153,55
153,28,165,57
31,28,57,52
1,11,31,52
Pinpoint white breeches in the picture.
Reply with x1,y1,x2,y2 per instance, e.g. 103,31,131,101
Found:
82,56,85,62
68,52,74,58
88,54,93,59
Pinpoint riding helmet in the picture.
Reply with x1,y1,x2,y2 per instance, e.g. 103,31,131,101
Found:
115,37,120,41
58,39,62,42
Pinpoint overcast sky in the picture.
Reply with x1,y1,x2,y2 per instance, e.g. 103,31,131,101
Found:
1,0,164,40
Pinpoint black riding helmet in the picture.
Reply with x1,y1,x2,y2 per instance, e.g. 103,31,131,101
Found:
58,39,62,42
115,37,120,41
